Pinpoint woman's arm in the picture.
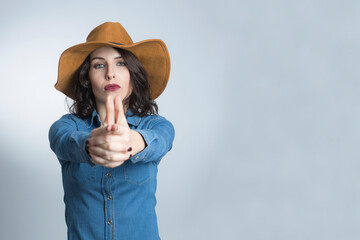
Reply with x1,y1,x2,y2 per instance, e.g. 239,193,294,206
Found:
131,116,175,164
49,116,94,166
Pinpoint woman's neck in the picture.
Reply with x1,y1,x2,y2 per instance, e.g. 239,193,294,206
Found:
96,102,106,125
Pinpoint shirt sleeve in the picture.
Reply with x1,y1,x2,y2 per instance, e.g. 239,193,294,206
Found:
130,116,175,164
49,115,95,166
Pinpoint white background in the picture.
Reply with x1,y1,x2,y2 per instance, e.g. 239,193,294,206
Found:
1,0,360,239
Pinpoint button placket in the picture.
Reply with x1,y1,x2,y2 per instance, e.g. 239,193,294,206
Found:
103,168,114,239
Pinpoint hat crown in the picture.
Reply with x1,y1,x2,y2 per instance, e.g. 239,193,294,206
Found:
86,22,133,45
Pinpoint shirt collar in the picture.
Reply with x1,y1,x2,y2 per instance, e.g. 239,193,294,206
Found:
87,109,102,128
87,108,141,128
125,109,141,126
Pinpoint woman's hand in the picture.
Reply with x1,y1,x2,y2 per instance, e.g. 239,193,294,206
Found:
87,95,132,168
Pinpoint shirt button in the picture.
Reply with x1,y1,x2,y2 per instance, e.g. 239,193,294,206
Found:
106,173,111,177
107,220,112,225
107,195,112,200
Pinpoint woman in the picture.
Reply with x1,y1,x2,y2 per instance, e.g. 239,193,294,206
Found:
49,22,175,240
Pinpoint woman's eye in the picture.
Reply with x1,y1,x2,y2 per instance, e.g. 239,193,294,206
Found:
117,61,126,66
94,64,104,69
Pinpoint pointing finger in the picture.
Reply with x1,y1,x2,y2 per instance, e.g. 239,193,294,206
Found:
105,95,115,128
115,95,128,126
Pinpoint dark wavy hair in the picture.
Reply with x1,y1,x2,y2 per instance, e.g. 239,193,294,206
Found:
69,47,158,118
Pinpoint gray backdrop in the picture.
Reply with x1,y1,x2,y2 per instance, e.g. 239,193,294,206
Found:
1,0,359,239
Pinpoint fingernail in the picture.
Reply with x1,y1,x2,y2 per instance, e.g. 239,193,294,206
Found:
127,147,132,152
129,154,132,159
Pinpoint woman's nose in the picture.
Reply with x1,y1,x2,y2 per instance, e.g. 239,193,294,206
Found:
106,66,115,80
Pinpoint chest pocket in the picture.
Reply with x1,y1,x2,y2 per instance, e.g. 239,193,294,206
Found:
124,161,151,185
71,162,97,185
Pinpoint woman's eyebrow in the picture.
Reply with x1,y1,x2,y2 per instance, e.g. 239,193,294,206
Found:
91,56,123,61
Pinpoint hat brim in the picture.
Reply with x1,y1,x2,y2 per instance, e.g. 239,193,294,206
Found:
56,39,170,100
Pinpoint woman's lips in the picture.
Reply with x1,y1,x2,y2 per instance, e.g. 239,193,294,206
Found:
104,84,121,91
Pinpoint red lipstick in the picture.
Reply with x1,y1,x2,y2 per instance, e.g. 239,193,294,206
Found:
104,84,121,91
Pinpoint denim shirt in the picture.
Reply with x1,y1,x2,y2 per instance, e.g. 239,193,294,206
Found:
48,109,175,240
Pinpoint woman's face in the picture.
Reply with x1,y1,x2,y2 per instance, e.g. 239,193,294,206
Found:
88,46,132,105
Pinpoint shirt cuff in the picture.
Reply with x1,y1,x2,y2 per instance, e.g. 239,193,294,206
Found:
129,129,152,163
79,132,95,167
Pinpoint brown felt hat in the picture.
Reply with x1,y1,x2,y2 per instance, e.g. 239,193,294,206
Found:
55,22,171,100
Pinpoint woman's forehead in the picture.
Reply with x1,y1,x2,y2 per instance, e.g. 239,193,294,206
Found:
91,46,121,59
